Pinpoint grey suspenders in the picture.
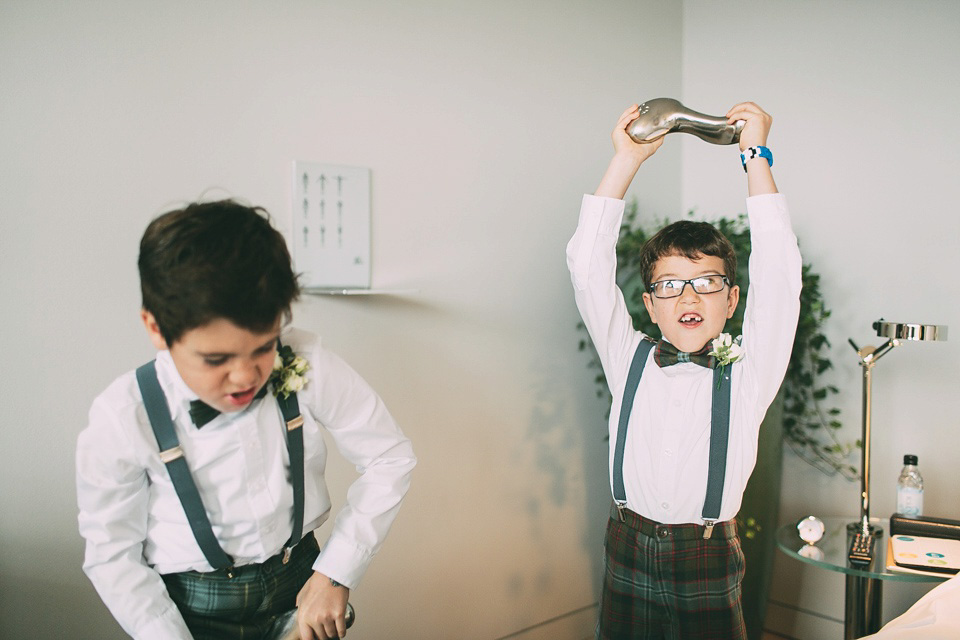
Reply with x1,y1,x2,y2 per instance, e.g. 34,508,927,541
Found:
612,340,654,519
612,338,733,539
135,354,305,576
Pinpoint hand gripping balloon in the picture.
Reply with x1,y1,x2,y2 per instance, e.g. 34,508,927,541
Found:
269,602,355,640
626,98,744,145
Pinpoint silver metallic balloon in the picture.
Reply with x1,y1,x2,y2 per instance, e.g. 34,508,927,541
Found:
626,98,743,145
268,602,355,640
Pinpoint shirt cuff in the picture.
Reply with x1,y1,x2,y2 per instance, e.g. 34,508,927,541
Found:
579,194,626,236
312,534,374,590
130,602,193,640
569,195,626,290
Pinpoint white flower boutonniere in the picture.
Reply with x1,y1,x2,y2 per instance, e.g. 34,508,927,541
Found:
270,344,309,399
709,333,744,382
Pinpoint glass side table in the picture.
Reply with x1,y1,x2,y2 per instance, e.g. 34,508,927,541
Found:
776,516,947,639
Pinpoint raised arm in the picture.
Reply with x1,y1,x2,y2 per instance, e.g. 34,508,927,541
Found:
567,106,666,388
727,102,778,196
732,103,801,418
595,104,664,199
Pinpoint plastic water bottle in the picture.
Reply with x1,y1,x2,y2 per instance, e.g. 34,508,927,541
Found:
896,454,923,517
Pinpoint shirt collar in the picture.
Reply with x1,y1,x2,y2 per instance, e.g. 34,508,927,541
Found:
654,337,712,377
154,349,201,425
153,350,275,428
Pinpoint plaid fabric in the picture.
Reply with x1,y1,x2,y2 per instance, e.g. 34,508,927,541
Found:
652,339,716,369
161,534,320,640
597,506,746,640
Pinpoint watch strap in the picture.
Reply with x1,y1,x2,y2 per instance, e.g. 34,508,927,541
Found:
741,145,773,171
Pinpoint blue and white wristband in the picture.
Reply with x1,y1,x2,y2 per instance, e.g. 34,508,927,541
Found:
740,145,773,172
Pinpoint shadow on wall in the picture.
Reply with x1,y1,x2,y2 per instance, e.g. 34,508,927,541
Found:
0,569,126,639
522,349,611,601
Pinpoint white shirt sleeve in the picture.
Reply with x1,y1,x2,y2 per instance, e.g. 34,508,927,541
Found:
289,331,417,589
77,392,194,640
738,193,803,425
565,194,643,395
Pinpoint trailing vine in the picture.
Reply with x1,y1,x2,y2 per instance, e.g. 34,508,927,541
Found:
577,202,858,479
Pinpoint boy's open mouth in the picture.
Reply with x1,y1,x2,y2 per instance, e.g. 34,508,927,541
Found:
227,386,257,407
679,312,703,327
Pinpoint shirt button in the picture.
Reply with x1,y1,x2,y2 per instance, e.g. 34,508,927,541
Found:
672,400,681,407
661,502,670,510
664,449,672,456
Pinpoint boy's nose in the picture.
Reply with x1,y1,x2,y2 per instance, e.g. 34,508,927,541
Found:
678,282,701,301
229,360,260,388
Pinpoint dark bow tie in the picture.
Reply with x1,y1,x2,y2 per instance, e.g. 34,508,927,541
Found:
652,339,716,369
189,384,269,428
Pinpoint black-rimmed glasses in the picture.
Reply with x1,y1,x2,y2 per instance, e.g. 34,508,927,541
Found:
648,274,730,299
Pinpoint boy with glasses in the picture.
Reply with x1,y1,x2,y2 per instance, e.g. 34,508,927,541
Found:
567,103,801,639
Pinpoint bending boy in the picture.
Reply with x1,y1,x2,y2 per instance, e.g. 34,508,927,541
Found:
567,103,801,639
77,200,416,639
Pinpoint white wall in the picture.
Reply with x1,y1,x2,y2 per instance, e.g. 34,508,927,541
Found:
0,1,682,638
681,1,960,636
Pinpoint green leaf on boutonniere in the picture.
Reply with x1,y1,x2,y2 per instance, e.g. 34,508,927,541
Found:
270,344,309,399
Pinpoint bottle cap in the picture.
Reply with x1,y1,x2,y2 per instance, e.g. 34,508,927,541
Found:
904,454,918,465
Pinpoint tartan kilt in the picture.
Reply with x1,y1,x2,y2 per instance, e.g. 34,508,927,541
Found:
161,534,320,640
597,506,747,640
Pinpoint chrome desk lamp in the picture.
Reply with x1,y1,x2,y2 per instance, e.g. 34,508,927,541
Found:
848,320,948,535
626,98,744,145
844,320,947,638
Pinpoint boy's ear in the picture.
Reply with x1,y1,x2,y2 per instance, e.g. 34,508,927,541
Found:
140,309,169,350
725,284,741,319
642,291,659,324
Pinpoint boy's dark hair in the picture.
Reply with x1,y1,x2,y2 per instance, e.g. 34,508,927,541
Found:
639,220,737,289
139,199,300,345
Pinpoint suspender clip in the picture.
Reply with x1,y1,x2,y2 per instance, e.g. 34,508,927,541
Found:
615,501,627,522
226,567,235,579
158,446,184,464
702,520,716,539
282,546,292,565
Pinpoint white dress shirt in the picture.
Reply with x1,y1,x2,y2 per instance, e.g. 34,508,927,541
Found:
77,328,416,640
567,193,801,525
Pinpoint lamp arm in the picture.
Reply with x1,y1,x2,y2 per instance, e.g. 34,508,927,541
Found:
850,337,900,367
866,339,900,365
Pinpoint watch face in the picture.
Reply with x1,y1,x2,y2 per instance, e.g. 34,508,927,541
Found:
797,516,825,544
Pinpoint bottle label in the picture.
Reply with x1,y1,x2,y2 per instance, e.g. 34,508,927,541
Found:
897,487,923,517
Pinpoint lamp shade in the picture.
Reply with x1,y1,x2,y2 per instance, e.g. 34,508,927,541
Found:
874,320,948,342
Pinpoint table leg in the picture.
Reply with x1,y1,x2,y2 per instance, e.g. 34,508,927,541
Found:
845,574,882,639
